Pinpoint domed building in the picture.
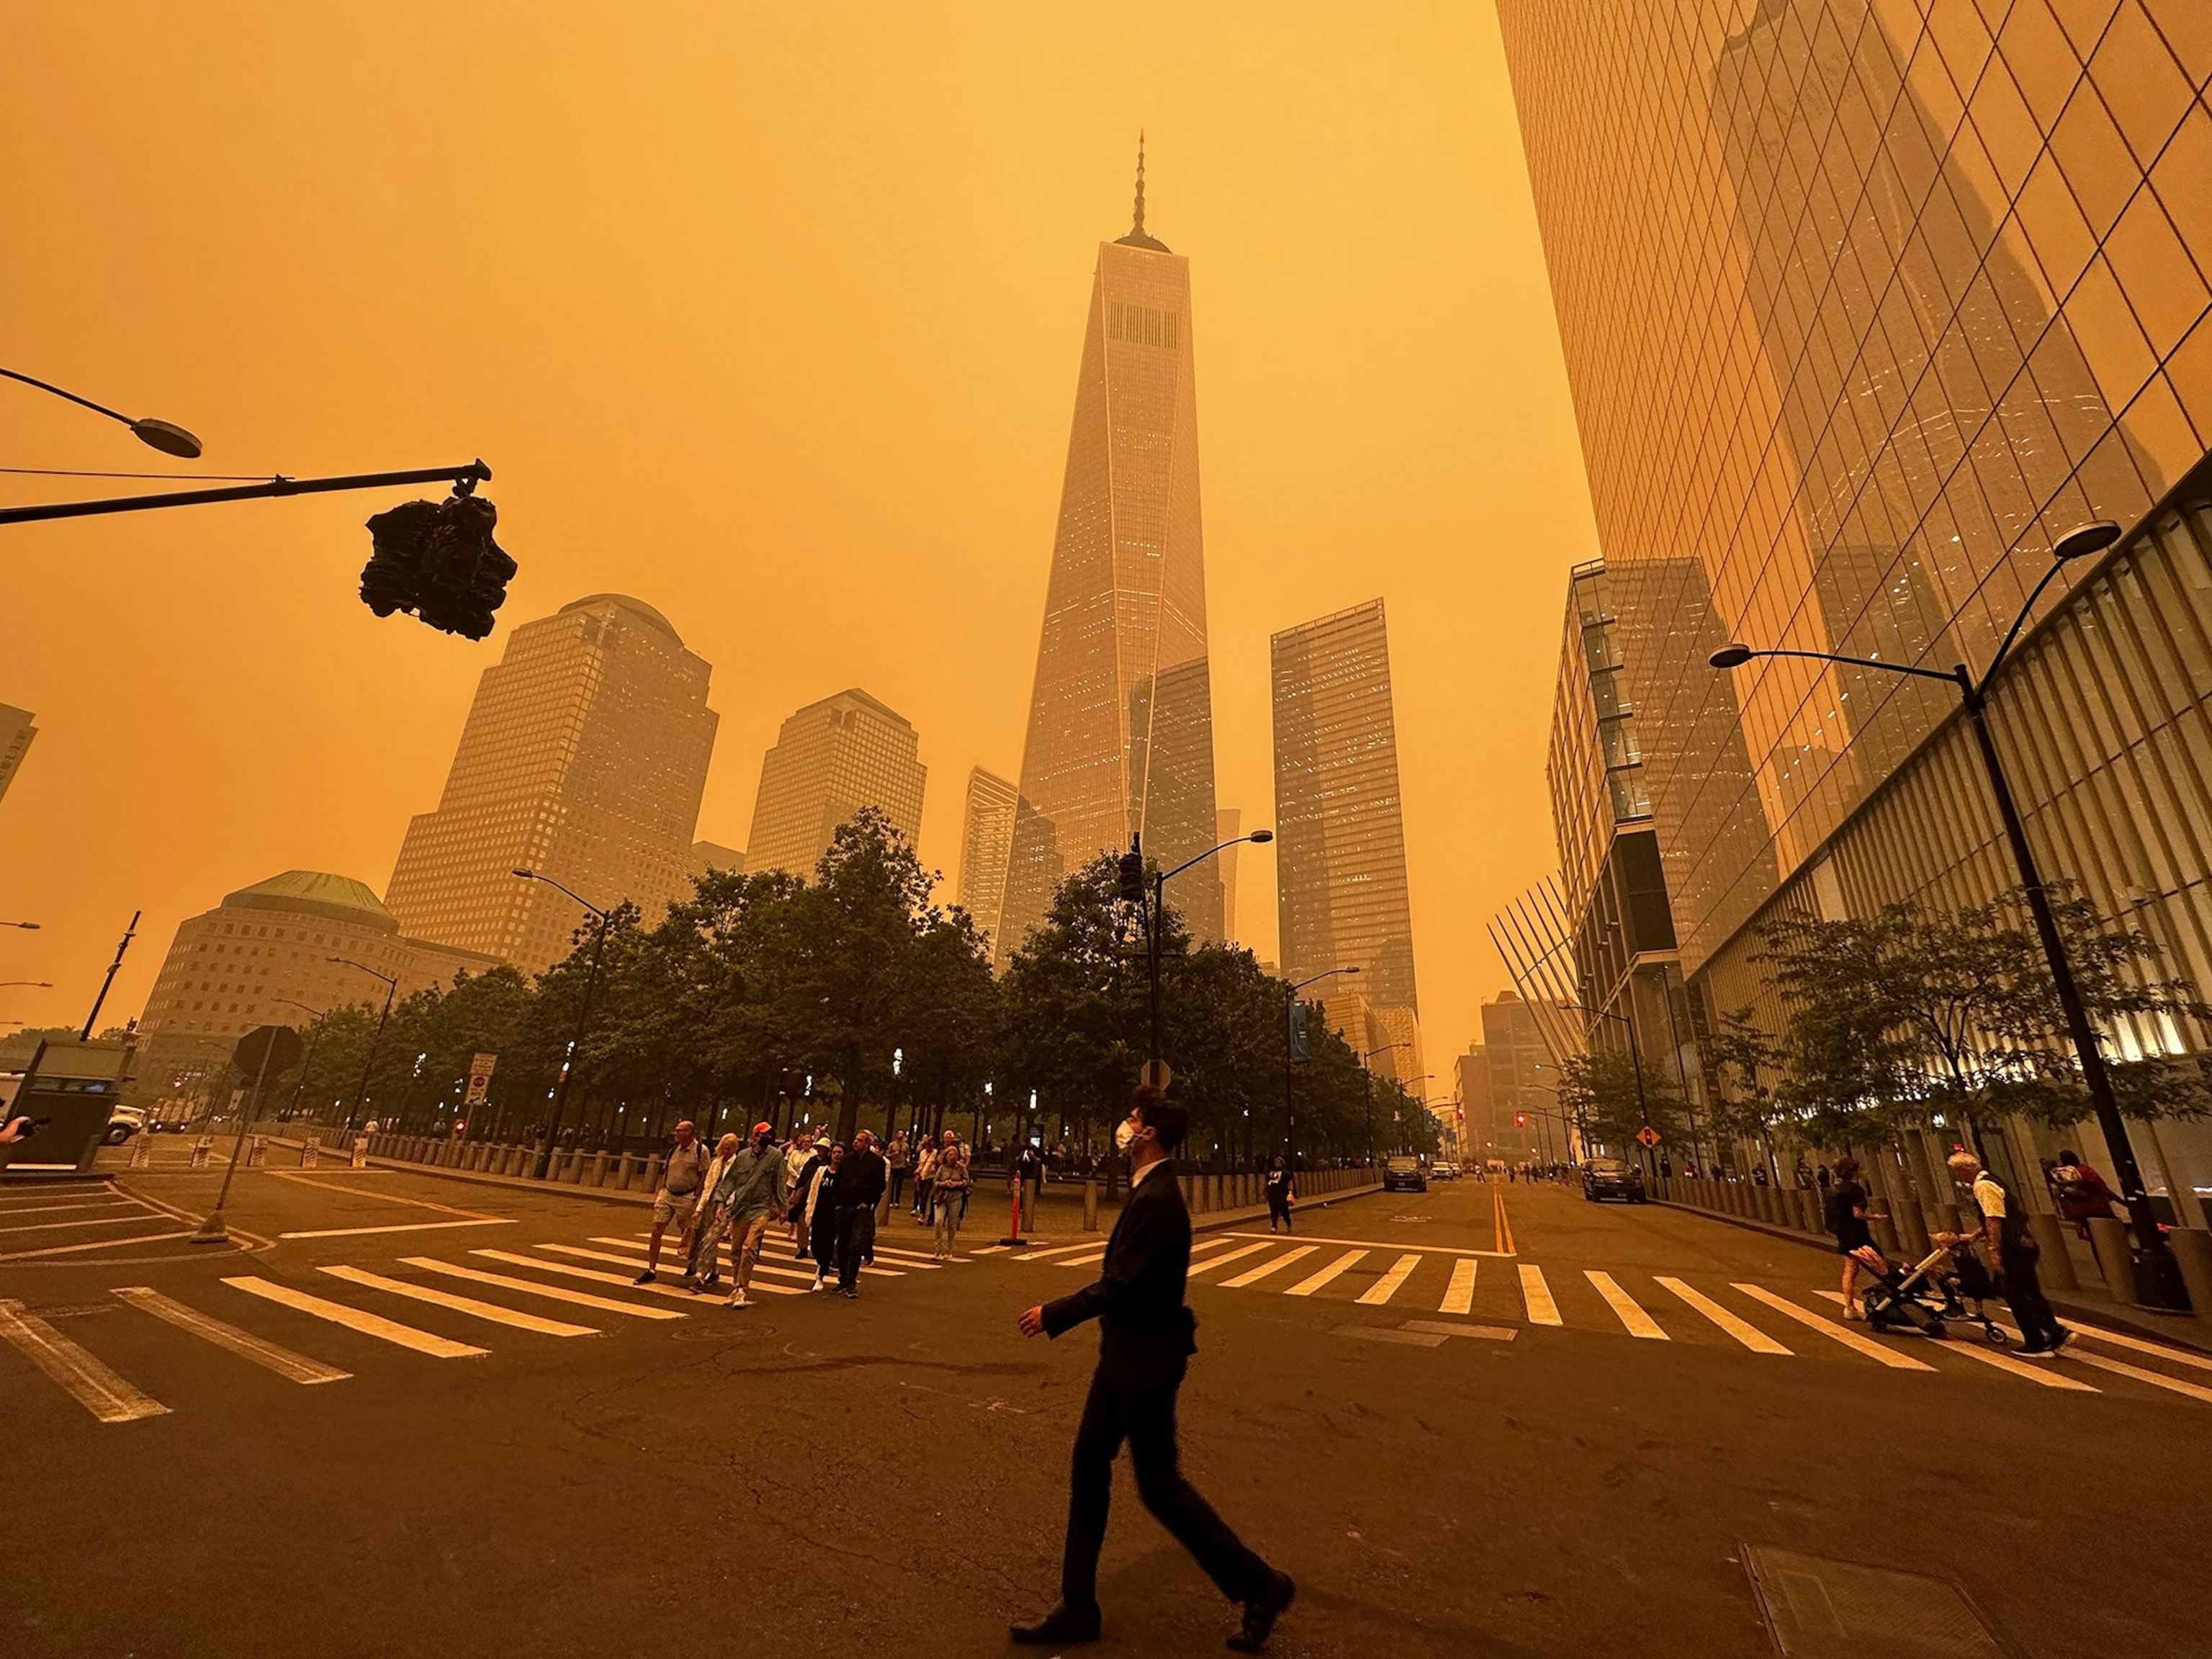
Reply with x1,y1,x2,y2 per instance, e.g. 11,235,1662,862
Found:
132,870,500,1106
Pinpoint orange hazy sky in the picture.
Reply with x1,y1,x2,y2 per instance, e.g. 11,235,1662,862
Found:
0,2,1601,1077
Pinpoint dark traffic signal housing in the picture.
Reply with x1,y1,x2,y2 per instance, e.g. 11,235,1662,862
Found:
361,482,517,640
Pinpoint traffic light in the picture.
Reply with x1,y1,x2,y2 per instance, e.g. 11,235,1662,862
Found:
1117,840,1148,906
360,489,516,640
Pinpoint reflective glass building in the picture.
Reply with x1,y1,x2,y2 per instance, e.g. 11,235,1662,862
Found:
998,150,1223,962
1501,0,2212,1195
745,688,927,879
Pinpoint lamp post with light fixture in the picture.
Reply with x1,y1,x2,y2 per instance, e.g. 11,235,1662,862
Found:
1285,965,1360,1169
513,870,614,1181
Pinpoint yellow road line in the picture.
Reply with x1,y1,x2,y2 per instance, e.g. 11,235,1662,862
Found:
1586,1270,1668,1339
1731,1284,1933,1370
1440,1259,1477,1315
1519,1264,1562,1326
1222,1246,1316,1288
1656,1277,1789,1354
320,1265,599,1336
1287,1249,1367,1297
222,1276,487,1359
279,1218,516,1240
112,1287,351,1384
1493,1188,1515,1256
1187,1241,1270,1277
1357,1254,1423,1306
400,1258,684,1320
2072,1351,2212,1405
0,1298,169,1423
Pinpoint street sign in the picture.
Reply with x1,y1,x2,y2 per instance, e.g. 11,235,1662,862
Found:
464,1052,498,1106
1140,1059,1174,1090
1635,1124,1661,1149
233,1024,304,1082
1289,1003,1310,1063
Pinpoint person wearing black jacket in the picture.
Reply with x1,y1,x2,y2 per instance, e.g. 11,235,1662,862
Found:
1013,1086,1294,1652
830,1129,887,1299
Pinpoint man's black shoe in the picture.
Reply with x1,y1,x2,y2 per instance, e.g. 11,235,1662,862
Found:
632,1269,657,1285
1226,1571,1295,1652
1010,1602,1100,1645
2048,1328,2073,1356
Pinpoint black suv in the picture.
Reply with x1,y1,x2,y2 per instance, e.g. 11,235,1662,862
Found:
1381,1154,1428,1194
1582,1157,1647,1203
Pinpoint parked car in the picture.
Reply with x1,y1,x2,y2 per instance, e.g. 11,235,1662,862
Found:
1431,1161,1459,1180
1581,1156,1647,1203
104,1104,149,1146
1381,1154,1428,1194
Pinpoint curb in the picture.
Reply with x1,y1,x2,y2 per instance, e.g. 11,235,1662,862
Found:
1655,1195,2212,1357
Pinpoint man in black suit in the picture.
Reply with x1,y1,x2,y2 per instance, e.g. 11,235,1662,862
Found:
829,1128,887,1299
1013,1087,1295,1651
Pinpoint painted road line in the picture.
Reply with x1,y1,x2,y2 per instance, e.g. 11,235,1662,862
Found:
400,1259,685,1321
0,1230,193,1263
1731,1284,1934,1371
1953,1341,2100,1391
1187,1242,1272,1277
0,1298,169,1423
1017,1240,1118,1262
1440,1259,1478,1316
536,1243,804,1292
1519,1264,1562,1326
472,1250,707,1301
111,1287,351,1384
1057,1249,1107,1269
1657,1277,1790,1354
970,1245,1010,1255
1286,1249,1367,1297
0,1213,171,1236
591,1237,882,1282
1493,1188,1515,1256
279,1218,517,1241
0,1200,140,1218
1221,1246,1316,1289
1401,1319,1516,1341
2046,1320,2212,1375
320,1266,599,1337
1221,1230,1511,1259
1357,1254,1424,1307
863,1246,945,1267
222,1277,488,1359
2072,1351,2212,1405
269,1171,496,1218
1586,1271,1668,1339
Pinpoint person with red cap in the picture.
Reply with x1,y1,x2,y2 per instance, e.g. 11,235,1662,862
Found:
696,1120,789,1308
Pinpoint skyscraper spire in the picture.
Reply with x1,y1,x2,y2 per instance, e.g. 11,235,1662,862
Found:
1115,130,1170,251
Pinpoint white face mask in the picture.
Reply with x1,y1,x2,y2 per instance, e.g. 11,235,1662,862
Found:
1115,1118,1139,1152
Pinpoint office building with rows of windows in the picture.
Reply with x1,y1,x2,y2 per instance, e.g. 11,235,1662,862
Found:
743,688,926,878
1500,0,2212,1198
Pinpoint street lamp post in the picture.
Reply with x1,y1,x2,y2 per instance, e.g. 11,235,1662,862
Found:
1711,517,2188,1298
1361,1041,1410,1166
330,960,399,1134
515,870,615,1181
276,1000,325,1123
2,365,203,457
1285,966,1359,1169
1128,829,1275,1074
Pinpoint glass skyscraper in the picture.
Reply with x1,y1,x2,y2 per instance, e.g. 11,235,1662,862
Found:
386,594,718,975
1501,0,2212,1194
957,765,1019,953
998,148,1224,963
744,688,926,878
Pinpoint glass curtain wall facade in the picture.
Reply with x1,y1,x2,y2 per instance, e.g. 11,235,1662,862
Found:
1499,0,2212,1196
386,595,717,976
744,688,927,878
999,157,1223,964
957,765,1020,955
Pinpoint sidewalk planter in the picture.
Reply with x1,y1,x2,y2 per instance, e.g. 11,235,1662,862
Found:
2089,1215,2137,1304
1890,1196,1930,1260
2028,1213,2078,1290
2167,1227,2212,1323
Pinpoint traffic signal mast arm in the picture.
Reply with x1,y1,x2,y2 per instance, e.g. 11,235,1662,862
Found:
0,461,492,526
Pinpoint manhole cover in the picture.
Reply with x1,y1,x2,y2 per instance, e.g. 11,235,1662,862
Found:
1742,1545,2023,1658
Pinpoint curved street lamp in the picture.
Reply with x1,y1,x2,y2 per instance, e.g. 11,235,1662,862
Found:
0,921,40,931
0,981,53,990
1706,519,2190,1296
1126,828,1274,1074
1284,963,1359,1169
2,366,203,458
276,999,327,1123
514,868,616,1180
328,958,399,1134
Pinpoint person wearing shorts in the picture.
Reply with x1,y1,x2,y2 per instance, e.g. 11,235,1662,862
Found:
635,1120,709,1284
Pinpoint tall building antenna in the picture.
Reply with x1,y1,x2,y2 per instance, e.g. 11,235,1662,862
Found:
1132,130,1147,238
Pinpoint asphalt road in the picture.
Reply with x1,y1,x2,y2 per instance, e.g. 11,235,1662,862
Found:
6,1160,2210,1658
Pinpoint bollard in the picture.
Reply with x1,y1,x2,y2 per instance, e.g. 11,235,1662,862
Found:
643,1153,665,1194
1084,1178,1100,1233
2088,1215,2136,1304
2028,1212,2077,1291
246,1136,266,1169
129,1133,153,1169
588,1149,611,1187
1889,1196,1930,1259
619,1151,642,1191
2167,1227,2212,1322
351,1135,369,1169
189,1135,214,1169
300,1140,319,1169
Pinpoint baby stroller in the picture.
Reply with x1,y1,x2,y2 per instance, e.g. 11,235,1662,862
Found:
1853,1242,2008,1346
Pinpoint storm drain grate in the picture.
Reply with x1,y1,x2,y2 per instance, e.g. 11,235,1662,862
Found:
1742,1545,2024,1658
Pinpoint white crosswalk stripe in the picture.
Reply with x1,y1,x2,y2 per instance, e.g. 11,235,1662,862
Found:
1357,1254,1423,1307
319,1266,601,1337
1220,1246,1314,1289
1732,1283,1933,1372
2071,1351,2212,1404
1586,1271,1667,1339
473,1249,709,1300
1656,1277,1789,1354
1187,1241,1271,1277
542,1243,804,1294
0,1297,169,1422
222,1276,488,1359
1286,1249,1366,1297
400,1258,685,1320
597,1235,900,1280
1519,1264,1561,1326
1440,1259,1477,1316
112,1286,352,1382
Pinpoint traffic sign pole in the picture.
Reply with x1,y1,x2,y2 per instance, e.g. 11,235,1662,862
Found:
192,1025,305,1245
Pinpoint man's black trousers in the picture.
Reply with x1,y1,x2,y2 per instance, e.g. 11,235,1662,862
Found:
1060,1361,1271,1609
2000,1244,2064,1348
835,1202,876,1290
